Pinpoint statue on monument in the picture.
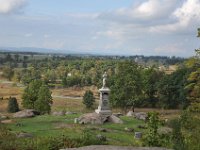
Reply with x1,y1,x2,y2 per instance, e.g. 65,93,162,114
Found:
102,72,107,88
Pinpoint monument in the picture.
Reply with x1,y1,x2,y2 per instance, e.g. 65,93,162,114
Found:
78,72,123,124
95,72,112,117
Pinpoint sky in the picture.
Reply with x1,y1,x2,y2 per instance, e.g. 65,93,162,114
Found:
0,0,200,57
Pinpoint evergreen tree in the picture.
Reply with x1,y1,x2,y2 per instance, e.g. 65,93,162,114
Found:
22,80,43,109
83,90,95,109
7,97,19,113
35,85,53,114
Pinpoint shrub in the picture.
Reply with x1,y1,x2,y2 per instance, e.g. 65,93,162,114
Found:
7,97,19,113
144,112,160,147
83,90,95,109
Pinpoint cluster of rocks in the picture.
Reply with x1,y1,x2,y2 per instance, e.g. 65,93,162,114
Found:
126,111,147,121
52,111,77,116
75,112,123,125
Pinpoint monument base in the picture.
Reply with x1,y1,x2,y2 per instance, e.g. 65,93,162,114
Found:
95,109,112,117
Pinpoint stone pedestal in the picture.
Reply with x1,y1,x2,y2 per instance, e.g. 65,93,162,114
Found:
95,87,112,117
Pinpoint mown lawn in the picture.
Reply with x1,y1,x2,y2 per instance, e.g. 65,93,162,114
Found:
6,114,146,146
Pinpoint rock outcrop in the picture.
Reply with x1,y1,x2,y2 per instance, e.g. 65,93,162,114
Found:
78,113,123,125
107,115,123,124
13,109,40,118
134,112,147,121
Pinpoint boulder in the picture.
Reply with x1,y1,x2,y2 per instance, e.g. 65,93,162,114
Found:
107,115,123,124
134,112,147,121
1,119,13,124
78,113,107,125
124,127,134,132
52,111,65,116
126,111,134,117
65,111,77,115
113,112,123,117
13,109,40,118
158,127,173,135
17,133,34,138
0,115,8,120
96,134,107,142
99,128,107,132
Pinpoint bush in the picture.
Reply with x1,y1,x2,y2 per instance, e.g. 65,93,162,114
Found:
144,112,160,147
83,90,95,109
7,97,19,113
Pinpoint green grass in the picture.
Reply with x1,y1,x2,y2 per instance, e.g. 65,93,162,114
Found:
6,114,146,146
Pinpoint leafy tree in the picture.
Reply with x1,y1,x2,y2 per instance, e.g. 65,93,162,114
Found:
157,68,189,109
110,61,143,112
22,80,43,109
83,90,95,109
7,97,19,113
185,29,200,107
35,85,53,114
142,67,164,107
2,66,14,81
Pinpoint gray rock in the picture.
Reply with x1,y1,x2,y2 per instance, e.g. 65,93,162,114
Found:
124,127,134,132
52,111,65,116
113,112,123,117
99,128,107,132
13,109,40,118
66,111,77,115
107,115,123,124
134,112,147,121
158,127,173,135
0,115,8,120
126,111,134,117
17,133,34,138
78,113,107,125
135,132,142,139
60,145,172,150
96,134,107,141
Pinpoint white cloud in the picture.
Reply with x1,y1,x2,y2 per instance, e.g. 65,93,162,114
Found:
0,0,27,14
150,0,200,33
99,0,179,24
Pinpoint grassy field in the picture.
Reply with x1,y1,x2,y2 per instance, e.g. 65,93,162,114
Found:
5,114,146,146
0,78,180,147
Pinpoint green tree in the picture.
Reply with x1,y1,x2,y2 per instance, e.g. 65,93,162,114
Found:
83,90,95,109
35,85,53,114
22,80,43,109
7,97,19,113
157,68,189,109
185,29,200,108
2,66,14,81
142,67,164,107
110,61,143,112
